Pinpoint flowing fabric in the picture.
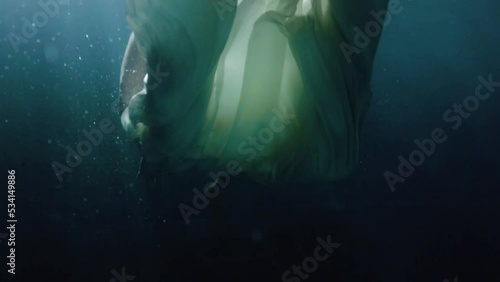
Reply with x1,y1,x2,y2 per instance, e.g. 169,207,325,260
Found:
121,0,389,184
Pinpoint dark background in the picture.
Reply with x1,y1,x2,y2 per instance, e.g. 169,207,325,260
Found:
0,0,499,281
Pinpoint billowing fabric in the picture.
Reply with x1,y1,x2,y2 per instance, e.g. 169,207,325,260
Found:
121,0,389,184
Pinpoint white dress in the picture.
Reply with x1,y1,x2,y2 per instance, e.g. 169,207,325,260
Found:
121,0,389,184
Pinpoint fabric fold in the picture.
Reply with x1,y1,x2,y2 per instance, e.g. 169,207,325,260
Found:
121,0,389,183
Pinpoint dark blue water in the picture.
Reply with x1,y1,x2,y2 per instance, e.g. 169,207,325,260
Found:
0,0,499,281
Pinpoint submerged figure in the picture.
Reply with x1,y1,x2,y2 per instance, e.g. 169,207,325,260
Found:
120,0,390,184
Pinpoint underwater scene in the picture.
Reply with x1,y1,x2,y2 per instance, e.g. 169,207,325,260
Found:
0,0,499,281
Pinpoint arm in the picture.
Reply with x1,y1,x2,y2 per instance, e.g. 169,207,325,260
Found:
119,32,147,114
